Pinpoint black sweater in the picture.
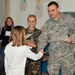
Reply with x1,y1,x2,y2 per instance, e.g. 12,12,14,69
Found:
1,26,11,47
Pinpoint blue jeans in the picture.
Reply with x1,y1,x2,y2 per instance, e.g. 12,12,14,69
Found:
0,47,5,73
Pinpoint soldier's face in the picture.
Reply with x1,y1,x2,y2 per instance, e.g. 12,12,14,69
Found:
28,17,36,28
48,4,59,19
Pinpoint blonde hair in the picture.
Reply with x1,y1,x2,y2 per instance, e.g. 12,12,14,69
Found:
27,14,37,21
9,26,26,46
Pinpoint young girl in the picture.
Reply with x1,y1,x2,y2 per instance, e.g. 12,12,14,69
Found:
4,26,43,75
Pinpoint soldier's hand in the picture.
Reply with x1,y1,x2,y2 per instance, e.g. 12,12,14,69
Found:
64,37,72,43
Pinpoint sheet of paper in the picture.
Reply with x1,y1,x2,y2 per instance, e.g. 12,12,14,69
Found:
26,34,33,39
20,0,27,11
5,31,11,36
35,0,43,18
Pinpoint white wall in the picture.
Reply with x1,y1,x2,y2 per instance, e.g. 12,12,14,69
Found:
8,0,75,29
61,0,75,12
0,0,3,33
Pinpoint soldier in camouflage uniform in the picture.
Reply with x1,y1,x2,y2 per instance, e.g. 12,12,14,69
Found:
25,14,41,75
37,1,75,75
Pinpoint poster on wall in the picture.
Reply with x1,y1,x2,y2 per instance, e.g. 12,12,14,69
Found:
41,0,50,2
20,0,27,11
35,0,43,18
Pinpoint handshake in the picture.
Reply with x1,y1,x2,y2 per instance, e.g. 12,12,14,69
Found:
39,50,49,62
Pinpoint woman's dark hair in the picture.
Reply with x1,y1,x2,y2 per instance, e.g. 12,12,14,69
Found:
47,1,59,8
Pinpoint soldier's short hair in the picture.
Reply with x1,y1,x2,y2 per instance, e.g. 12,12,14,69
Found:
47,1,59,8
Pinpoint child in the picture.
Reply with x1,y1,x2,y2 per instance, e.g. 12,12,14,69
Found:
4,26,43,75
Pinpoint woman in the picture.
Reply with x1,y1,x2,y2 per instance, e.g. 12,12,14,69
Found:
0,17,14,75
1,17,14,47
25,14,41,75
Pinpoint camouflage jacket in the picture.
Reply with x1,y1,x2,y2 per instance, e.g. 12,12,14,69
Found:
26,27,41,53
37,13,75,51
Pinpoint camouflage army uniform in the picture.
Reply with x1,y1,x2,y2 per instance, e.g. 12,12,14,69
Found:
25,27,41,75
37,13,75,75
